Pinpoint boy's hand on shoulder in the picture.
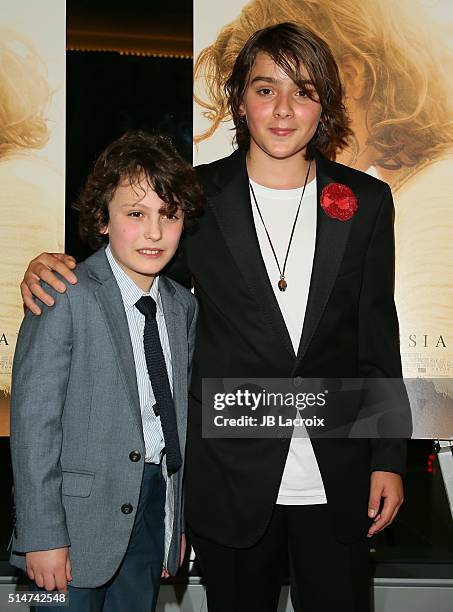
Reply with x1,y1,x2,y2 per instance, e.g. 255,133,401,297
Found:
26,547,72,592
21,252,77,315
367,471,404,538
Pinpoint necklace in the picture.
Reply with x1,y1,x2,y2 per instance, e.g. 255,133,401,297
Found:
249,162,311,292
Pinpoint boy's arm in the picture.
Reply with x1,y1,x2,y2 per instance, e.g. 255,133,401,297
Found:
357,184,410,535
10,284,73,552
21,238,191,315
180,295,198,537
21,253,77,315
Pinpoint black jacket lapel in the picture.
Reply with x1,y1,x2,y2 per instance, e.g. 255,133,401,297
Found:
207,149,295,359
293,153,354,371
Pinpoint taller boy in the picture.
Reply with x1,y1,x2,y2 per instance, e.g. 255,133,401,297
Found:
22,24,408,612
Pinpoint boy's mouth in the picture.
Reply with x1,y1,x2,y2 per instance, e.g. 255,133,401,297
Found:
269,128,295,137
137,248,163,257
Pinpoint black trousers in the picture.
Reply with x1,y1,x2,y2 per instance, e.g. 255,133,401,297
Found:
190,504,370,612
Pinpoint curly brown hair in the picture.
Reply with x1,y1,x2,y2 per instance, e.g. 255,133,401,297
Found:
74,131,203,249
197,22,352,160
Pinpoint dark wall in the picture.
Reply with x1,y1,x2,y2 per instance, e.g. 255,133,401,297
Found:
66,51,193,261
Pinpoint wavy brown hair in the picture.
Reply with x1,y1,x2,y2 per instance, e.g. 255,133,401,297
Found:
224,22,351,159
74,131,203,250
194,0,453,172
0,27,51,157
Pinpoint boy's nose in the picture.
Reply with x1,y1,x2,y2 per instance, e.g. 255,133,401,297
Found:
273,95,293,119
144,220,162,241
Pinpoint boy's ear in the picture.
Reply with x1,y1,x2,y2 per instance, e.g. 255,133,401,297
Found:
100,225,109,236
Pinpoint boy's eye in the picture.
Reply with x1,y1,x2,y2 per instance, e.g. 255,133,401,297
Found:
128,211,143,218
162,213,179,221
298,87,318,101
257,87,273,95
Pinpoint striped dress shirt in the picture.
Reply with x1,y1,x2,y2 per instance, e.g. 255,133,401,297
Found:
105,244,173,464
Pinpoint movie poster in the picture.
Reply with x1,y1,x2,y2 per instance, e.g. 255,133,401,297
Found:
193,0,453,437
0,0,65,435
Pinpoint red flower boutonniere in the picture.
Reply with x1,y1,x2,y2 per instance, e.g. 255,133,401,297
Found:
320,183,358,221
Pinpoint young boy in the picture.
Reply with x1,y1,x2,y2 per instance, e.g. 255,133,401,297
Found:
10,131,201,612
21,23,410,612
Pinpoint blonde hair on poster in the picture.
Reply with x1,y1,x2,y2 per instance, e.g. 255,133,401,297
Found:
194,0,453,175
0,26,51,157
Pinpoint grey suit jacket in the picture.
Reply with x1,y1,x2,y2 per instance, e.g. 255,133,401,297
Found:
9,247,198,586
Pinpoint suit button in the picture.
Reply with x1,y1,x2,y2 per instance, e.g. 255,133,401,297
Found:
121,503,133,515
129,451,141,462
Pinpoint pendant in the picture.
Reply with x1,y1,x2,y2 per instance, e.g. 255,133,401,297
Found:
278,276,287,292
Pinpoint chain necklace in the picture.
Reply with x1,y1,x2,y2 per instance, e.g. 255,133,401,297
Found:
249,162,311,292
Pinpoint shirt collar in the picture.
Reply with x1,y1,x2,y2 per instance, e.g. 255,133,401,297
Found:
105,244,160,313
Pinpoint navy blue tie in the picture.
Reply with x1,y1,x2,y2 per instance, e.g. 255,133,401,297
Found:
135,296,182,474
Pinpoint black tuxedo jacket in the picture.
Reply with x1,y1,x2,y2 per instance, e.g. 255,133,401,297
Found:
167,148,408,548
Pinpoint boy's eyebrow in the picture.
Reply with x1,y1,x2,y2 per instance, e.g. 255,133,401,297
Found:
250,75,278,85
121,202,146,208
250,75,314,87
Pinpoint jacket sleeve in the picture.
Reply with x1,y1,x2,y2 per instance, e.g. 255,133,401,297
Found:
187,295,199,386
357,184,412,475
10,285,73,552
181,294,198,534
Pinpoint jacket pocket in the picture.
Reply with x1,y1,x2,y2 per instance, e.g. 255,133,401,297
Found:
61,470,94,498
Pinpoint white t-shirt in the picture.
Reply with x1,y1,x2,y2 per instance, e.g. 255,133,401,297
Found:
249,178,327,505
